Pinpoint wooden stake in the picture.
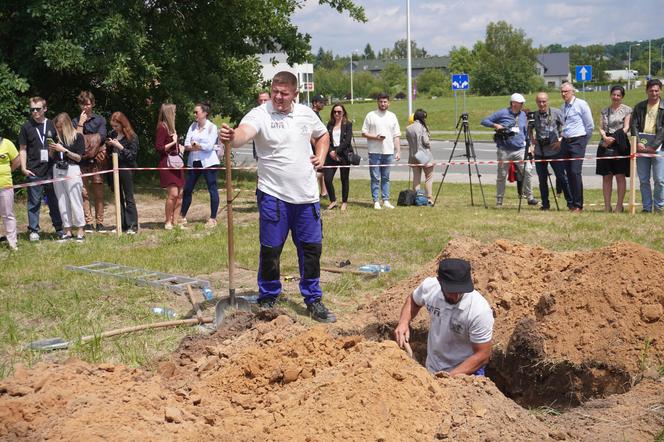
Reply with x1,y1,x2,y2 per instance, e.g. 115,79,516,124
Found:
112,152,122,236
630,135,637,215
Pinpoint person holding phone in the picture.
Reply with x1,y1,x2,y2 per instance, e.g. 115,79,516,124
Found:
107,112,139,233
72,91,108,232
50,113,85,242
155,103,184,229
180,101,220,228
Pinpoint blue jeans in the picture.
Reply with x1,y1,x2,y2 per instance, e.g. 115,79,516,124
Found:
636,153,664,212
369,153,394,202
256,190,323,304
180,166,219,219
26,175,62,233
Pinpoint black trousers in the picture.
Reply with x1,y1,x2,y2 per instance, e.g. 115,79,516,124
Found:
118,170,138,229
323,159,350,203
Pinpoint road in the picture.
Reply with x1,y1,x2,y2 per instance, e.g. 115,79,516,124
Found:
231,136,606,189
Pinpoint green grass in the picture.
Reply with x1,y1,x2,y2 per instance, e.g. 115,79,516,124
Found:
1,175,663,377
340,90,644,142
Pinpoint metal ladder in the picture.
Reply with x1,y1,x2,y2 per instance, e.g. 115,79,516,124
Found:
66,262,211,294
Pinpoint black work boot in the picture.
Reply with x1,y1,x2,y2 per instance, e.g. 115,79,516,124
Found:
306,300,337,323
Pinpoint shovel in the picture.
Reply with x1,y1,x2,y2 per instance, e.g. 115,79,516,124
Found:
27,316,213,351
214,140,254,327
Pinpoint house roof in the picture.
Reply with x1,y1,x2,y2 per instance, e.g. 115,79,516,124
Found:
537,52,570,77
352,56,451,72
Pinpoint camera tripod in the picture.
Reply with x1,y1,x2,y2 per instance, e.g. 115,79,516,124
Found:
433,113,487,208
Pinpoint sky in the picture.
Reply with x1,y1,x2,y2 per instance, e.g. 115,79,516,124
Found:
291,0,662,57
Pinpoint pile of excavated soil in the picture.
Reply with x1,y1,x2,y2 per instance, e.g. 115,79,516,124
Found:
364,238,664,407
1,238,663,441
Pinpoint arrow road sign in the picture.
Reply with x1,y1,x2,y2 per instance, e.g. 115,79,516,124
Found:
575,65,592,82
451,74,469,90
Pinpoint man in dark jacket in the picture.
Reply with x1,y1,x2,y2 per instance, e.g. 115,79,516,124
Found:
630,79,664,213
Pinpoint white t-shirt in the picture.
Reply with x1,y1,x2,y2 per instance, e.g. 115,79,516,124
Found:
412,277,494,373
241,102,327,204
362,110,401,154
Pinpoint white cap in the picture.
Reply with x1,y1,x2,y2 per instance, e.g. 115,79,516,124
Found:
510,93,526,103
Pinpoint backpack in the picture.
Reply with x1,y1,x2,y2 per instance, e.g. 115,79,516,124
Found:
397,189,416,206
414,190,429,206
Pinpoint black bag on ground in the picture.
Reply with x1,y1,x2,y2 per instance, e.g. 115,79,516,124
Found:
397,189,416,206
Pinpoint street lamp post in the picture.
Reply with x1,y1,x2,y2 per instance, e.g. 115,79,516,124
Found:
628,43,640,90
350,53,354,106
406,0,413,117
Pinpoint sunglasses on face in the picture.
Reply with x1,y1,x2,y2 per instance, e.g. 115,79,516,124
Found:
30,107,43,112
333,110,343,114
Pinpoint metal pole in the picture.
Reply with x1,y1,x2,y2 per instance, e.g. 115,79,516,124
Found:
350,53,354,105
628,45,632,90
112,152,121,237
406,0,413,117
629,135,637,215
648,40,651,78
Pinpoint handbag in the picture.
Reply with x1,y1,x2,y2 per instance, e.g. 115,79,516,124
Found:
348,134,361,165
414,149,433,165
167,153,184,169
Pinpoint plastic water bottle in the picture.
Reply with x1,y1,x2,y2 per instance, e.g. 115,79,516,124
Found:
201,287,214,301
358,264,391,273
151,307,177,319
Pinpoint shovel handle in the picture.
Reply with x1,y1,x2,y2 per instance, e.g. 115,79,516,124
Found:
80,316,213,343
223,140,235,304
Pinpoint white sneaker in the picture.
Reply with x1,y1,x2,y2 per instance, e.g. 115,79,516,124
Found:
373,201,382,210
29,232,40,242
383,201,395,209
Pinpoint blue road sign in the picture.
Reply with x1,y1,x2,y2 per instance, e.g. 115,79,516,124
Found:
451,74,469,90
575,65,592,82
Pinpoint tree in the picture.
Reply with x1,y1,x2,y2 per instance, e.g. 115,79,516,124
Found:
0,0,365,159
380,63,406,94
363,43,376,60
315,47,336,69
415,68,446,94
473,21,540,95
449,44,482,76
391,39,428,58
0,64,29,135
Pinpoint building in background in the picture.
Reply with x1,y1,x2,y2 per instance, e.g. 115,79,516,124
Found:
259,53,314,104
536,53,571,88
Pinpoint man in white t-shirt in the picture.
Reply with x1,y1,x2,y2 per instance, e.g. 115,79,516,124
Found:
395,258,494,375
362,93,401,209
219,71,336,323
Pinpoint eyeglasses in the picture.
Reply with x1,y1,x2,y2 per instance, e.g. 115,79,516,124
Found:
333,110,343,114
560,89,572,94
30,107,43,112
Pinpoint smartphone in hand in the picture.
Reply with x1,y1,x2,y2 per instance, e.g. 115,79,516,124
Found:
46,137,55,145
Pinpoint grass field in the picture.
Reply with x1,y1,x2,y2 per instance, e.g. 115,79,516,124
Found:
1,173,662,378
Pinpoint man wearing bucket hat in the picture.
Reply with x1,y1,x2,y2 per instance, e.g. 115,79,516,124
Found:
481,93,538,207
395,258,494,376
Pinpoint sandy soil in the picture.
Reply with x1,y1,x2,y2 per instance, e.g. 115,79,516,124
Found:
1,239,663,441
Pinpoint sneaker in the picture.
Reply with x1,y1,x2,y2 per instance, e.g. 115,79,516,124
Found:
539,206,550,211
257,297,277,309
383,201,395,209
164,222,174,230
29,231,40,242
527,198,539,206
75,235,85,243
180,217,188,226
84,224,95,233
205,218,217,229
9,244,18,251
57,233,73,243
126,227,137,235
373,201,382,210
95,223,107,233
306,300,337,323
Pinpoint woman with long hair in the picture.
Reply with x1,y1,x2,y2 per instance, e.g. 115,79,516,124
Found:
180,101,220,228
324,103,353,210
50,113,86,241
107,112,139,233
596,85,631,212
406,109,434,205
155,103,184,229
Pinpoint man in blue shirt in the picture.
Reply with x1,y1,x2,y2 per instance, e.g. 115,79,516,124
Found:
481,93,538,207
559,82,594,212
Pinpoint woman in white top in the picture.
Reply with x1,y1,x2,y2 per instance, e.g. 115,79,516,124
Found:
180,101,220,228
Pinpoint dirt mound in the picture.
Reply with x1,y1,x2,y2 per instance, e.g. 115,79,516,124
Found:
1,238,663,441
363,237,664,408
0,315,558,442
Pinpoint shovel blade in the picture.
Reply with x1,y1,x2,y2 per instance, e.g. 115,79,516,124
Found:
27,337,71,351
214,296,255,328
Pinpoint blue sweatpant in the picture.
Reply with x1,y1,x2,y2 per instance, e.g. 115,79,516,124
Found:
257,190,323,305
